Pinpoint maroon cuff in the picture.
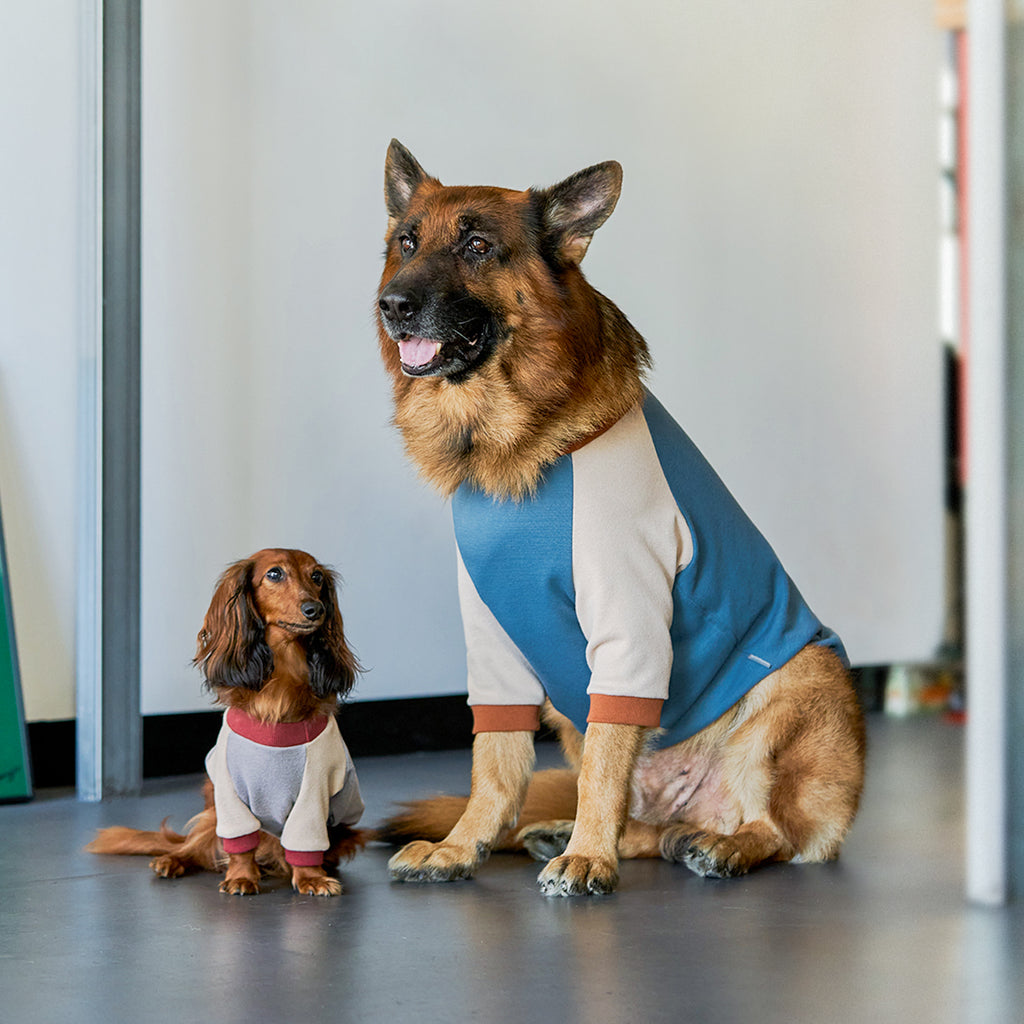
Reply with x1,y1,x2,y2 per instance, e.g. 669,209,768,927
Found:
285,849,325,867
222,831,260,854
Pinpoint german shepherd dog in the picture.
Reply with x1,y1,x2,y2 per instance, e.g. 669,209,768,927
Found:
375,140,865,897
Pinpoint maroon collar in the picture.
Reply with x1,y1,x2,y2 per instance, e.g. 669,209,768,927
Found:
225,707,330,747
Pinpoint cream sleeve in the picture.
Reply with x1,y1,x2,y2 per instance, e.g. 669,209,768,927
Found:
570,405,693,706
457,546,545,730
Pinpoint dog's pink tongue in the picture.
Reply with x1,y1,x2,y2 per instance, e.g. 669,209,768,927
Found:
398,337,441,367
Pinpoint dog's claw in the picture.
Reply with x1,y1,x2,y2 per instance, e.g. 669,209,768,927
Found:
290,865,344,896
220,876,260,895
294,876,343,896
536,854,618,897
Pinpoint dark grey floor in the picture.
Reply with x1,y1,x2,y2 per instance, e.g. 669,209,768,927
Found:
1,714,1021,1024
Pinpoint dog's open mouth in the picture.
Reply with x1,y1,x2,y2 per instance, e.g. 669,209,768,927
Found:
396,332,485,378
398,335,445,372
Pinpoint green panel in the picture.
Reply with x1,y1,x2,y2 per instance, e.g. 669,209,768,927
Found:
0,503,32,801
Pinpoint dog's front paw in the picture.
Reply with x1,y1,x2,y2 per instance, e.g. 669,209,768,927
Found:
219,875,260,895
388,840,483,883
517,820,574,862
291,867,343,896
537,854,618,897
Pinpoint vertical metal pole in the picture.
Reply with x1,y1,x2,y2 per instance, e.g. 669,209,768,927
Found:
76,0,142,801
965,0,1008,904
76,0,104,802
1005,6,1024,900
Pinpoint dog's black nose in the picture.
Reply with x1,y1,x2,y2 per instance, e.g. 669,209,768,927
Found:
301,600,324,621
379,288,421,324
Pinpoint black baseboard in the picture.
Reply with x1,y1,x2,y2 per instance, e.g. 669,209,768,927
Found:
25,718,76,789
27,694,482,790
28,673,879,791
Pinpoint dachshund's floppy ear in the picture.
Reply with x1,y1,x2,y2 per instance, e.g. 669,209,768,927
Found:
307,568,361,699
194,559,273,691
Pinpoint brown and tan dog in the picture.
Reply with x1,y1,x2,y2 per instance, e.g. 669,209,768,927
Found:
375,141,865,896
87,549,365,896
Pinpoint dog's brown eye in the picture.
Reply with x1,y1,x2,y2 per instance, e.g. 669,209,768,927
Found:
400,235,416,254
265,567,284,582
468,237,491,255
311,570,324,587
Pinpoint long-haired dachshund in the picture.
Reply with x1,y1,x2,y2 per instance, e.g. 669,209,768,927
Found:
87,549,366,896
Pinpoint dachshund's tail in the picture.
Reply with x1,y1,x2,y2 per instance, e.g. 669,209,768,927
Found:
85,820,189,857
86,806,226,875
372,768,580,851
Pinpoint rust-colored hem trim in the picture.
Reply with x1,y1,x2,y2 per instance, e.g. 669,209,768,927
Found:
471,704,542,733
587,694,664,728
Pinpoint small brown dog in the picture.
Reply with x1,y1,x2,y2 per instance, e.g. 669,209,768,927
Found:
87,549,365,896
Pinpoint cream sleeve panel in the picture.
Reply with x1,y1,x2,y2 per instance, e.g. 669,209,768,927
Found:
456,546,547,708
280,721,362,853
570,404,694,702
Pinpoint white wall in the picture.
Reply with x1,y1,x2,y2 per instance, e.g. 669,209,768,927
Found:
2,1,945,721
0,3,82,721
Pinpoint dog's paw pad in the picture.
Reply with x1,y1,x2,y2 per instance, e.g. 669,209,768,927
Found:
517,820,575,862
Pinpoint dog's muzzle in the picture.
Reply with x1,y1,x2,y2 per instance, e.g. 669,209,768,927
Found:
378,280,494,380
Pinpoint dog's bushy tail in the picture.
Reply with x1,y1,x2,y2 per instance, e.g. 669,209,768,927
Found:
372,768,580,850
85,820,189,857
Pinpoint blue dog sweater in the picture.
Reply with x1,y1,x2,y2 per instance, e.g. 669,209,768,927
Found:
453,391,845,749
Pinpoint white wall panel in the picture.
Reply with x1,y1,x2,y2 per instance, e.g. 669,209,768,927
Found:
130,0,941,710
0,3,83,721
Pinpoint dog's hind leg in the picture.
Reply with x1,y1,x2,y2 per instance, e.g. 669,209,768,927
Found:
659,820,794,877
662,646,865,879
388,730,535,882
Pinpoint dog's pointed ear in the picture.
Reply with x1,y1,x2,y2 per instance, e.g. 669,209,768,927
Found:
532,161,623,266
385,139,434,230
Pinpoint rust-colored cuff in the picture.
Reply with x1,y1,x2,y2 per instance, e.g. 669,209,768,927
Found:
471,704,542,733
587,694,664,728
